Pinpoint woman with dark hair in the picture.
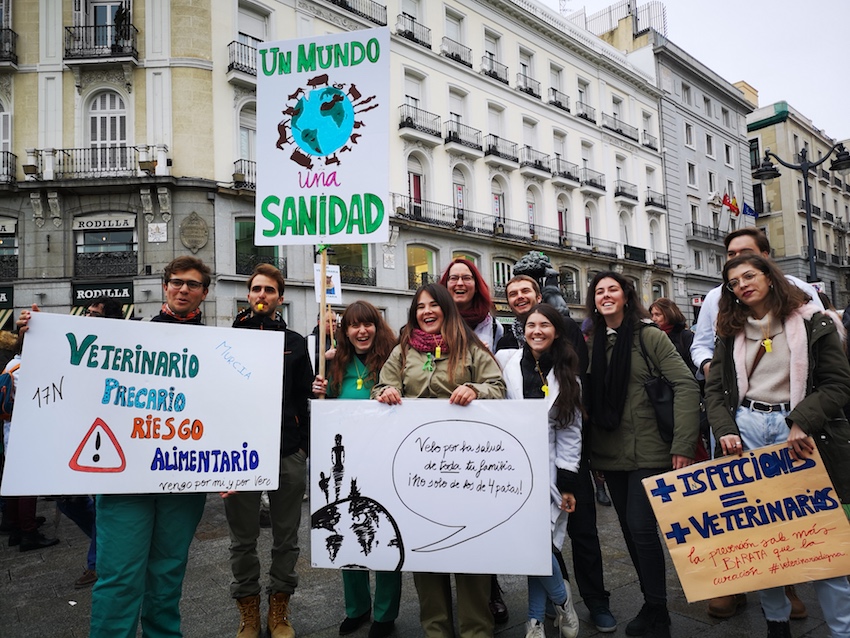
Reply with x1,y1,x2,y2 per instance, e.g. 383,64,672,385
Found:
648,297,696,375
705,254,850,638
496,304,583,638
440,258,503,351
584,272,700,638
312,301,400,638
372,283,506,638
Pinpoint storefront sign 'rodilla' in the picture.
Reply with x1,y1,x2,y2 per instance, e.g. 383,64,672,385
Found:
255,28,390,246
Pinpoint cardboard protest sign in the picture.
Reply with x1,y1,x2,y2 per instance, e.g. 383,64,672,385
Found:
310,399,551,575
1,313,284,495
644,441,850,602
255,27,390,246
313,263,342,304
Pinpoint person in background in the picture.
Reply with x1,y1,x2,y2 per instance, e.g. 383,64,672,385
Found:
372,283,506,638
440,258,503,352
312,301,401,638
310,309,339,374
704,254,850,638
648,298,696,375
585,272,700,638
496,303,582,638
496,275,616,633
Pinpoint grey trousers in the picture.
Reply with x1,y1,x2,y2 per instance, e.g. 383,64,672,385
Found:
224,450,307,598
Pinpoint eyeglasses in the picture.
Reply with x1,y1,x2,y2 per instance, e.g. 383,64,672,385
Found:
447,275,474,284
251,285,278,295
725,270,763,292
167,278,204,291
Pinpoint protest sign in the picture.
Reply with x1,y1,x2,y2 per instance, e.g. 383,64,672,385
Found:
1,312,284,495
255,27,390,246
313,263,342,304
644,441,850,602
310,399,551,575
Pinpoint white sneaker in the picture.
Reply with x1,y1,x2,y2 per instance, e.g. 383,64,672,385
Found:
555,586,579,638
525,619,545,638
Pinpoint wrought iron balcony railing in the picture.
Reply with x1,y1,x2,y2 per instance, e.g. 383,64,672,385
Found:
645,189,666,209
0,151,16,184
408,270,437,290
75,249,138,278
399,104,441,137
580,168,605,190
575,101,596,123
54,146,139,179
440,37,472,67
614,180,638,200
0,29,18,64
233,159,256,190
395,14,431,48
481,56,509,84
552,158,579,181
519,147,550,172
326,0,387,26
601,114,639,141
642,130,658,150
548,88,570,112
686,223,723,242
516,73,540,98
484,135,519,162
444,121,482,150
338,264,377,286
0,255,17,280
236,253,287,277
64,24,139,60
228,41,257,75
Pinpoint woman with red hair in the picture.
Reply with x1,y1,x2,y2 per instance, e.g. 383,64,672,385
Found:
440,258,503,352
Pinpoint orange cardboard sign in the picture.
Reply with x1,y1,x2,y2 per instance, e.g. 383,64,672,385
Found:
643,441,850,602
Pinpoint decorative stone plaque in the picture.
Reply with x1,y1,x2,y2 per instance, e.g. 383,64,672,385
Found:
179,211,208,254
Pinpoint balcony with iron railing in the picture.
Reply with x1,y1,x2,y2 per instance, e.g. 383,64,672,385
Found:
812,205,821,218
236,253,287,276
548,88,570,112
64,24,139,60
601,114,639,141
796,199,806,212
820,169,830,183
580,168,605,191
399,104,441,139
338,264,377,286
481,56,509,84
0,254,17,280
575,101,596,124
614,180,638,201
440,37,472,67
552,158,579,184
326,0,387,26
645,189,666,209
484,135,519,164
686,223,724,243
642,130,658,150
519,147,551,174
232,159,257,190
228,41,257,76
24,145,168,180
0,151,16,184
834,176,844,189
444,121,482,151
0,29,18,66
824,210,835,224
832,253,843,266
653,252,671,268
516,73,540,98
75,249,138,278
623,244,646,263
408,270,437,290
395,14,431,49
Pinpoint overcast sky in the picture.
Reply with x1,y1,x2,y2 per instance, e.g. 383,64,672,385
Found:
538,0,849,142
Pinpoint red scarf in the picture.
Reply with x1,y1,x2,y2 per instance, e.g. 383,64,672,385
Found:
459,306,489,331
408,328,447,355
159,303,202,322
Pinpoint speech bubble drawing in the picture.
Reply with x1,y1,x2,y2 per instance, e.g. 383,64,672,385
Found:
392,419,533,552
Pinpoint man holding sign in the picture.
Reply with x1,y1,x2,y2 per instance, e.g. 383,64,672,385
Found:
225,264,312,638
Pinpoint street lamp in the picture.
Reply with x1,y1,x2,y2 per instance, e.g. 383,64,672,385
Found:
753,142,850,282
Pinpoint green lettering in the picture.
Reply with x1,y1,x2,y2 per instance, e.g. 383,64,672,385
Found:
364,193,385,233
281,197,298,235
297,43,316,72
261,196,281,237
351,41,366,66
329,196,347,234
333,43,349,68
278,50,291,74
318,45,333,70
319,195,327,234
366,38,380,62
298,196,317,235
347,194,365,234
259,47,280,76
66,333,97,367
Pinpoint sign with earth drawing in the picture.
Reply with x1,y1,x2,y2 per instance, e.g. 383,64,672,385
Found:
255,28,390,246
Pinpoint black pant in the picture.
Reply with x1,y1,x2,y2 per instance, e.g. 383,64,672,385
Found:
604,468,668,606
566,458,610,609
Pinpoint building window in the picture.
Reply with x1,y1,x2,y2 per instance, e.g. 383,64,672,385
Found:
722,107,731,127
445,8,463,43
684,122,694,148
88,90,129,172
705,133,714,158
484,29,500,61
75,227,138,277
561,267,580,304
404,71,423,107
749,139,760,169
452,167,466,213
491,178,506,221
238,3,267,47
725,143,734,167
703,96,712,117
694,249,703,271
449,88,465,123
492,258,513,298
714,254,723,274
239,103,256,161
557,194,569,235
726,179,735,197
408,154,425,216
235,219,280,275
330,244,374,285
681,83,691,105
651,280,666,300
687,162,697,187
753,183,765,213
407,244,436,290
708,171,717,193
690,203,699,225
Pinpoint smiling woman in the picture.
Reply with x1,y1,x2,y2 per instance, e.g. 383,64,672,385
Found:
439,258,503,351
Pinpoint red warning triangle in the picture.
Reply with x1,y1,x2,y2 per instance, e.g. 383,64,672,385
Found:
69,418,126,473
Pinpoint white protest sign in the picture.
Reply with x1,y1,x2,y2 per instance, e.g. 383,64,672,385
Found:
1,313,284,495
313,263,342,304
310,399,551,575
255,28,390,246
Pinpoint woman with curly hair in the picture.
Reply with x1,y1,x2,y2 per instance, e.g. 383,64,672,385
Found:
312,301,400,638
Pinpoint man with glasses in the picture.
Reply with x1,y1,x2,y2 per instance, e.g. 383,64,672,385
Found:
90,255,211,638
225,263,312,638
690,228,818,621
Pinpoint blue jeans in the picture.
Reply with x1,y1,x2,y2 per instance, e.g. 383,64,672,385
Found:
57,496,96,571
528,552,567,622
735,405,850,636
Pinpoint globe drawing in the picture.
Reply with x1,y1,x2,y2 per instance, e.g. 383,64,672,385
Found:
290,87,355,157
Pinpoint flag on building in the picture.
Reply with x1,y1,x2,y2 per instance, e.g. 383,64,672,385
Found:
723,192,740,216
742,202,757,218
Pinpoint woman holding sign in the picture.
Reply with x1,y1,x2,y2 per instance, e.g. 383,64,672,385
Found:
705,253,850,638
585,272,700,638
312,301,401,638
372,283,506,638
495,303,582,638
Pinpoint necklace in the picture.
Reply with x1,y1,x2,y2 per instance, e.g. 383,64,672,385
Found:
761,315,773,353
352,355,367,390
534,360,549,397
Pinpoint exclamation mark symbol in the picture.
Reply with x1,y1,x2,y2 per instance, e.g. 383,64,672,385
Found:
93,432,101,463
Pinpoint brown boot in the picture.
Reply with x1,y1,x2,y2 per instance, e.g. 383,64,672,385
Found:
235,595,261,638
707,593,747,618
268,592,295,638
786,585,807,620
